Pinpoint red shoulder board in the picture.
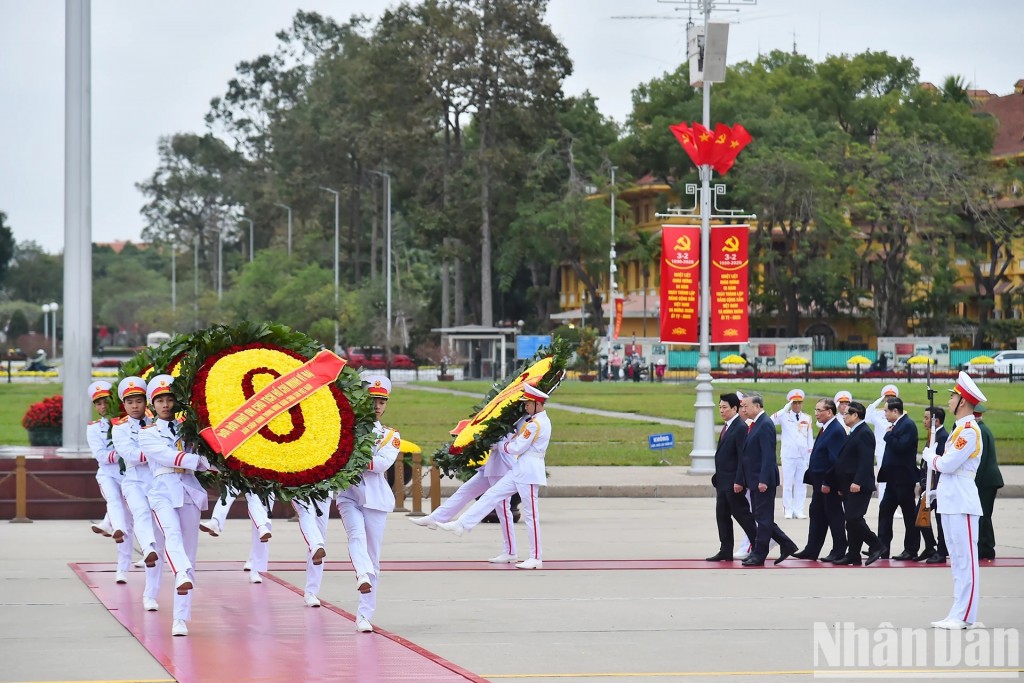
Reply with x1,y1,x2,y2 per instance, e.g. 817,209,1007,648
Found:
112,416,128,426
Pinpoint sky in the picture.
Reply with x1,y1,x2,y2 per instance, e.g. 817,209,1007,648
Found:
1,0,1022,254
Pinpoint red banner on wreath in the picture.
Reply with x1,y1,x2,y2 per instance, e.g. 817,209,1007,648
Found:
200,350,347,456
710,225,750,344
659,226,700,344
614,297,624,339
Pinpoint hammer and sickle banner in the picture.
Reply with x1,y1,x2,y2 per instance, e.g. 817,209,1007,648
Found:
200,350,347,456
659,225,700,344
710,225,750,344
614,297,624,339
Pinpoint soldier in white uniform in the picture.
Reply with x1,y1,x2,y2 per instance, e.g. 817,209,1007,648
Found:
86,380,133,583
336,375,401,633
927,372,986,630
833,391,853,431
865,384,899,504
111,377,162,611
409,434,518,563
770,389,813,519
200,489,273,584
140,374,213,637
439,383,551,569
292,495,330,607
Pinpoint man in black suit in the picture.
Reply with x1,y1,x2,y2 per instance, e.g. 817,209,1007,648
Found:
830,401,884,566
706,392,759,561
794,398,848,562
877,397,921,560
735,392,798,566
917,407,948,562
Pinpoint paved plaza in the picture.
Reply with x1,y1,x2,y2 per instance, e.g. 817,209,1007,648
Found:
1,495,1022,683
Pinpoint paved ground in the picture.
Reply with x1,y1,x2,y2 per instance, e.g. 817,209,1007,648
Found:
2,496,1022,683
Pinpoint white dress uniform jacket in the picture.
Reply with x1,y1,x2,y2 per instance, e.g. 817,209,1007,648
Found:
140,419,209,511
337,422,401,512
88,417,121,478
504,411,551,485
770,406,813,458
932,416,983,516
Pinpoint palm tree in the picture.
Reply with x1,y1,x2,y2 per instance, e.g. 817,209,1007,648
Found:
940,75,970,105
623,228,662,336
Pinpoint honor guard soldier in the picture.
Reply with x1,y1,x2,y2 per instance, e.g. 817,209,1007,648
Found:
928,372,986,630
439,383,552,570
336,375,401,633
833,391,853,430
200,488,274,583
86,380,133,583
111,376,162,611
770,389,813,519
140,374,214,636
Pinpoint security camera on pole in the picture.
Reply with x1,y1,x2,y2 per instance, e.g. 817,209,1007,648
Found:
658,0,757,474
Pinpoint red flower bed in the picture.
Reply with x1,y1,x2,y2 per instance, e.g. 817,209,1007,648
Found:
22,395,63,429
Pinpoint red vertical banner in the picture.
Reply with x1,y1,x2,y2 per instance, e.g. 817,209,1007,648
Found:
710,225,750,344
659,226,700,344
614,297,624,339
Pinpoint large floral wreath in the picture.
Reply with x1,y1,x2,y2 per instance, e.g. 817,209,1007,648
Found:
174,322,376,505
432,336,571,478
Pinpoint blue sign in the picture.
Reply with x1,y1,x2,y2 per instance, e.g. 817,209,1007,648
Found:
648,433,675,450
517,335,552,360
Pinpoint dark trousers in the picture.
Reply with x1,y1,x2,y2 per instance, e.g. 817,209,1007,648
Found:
918,499,947,555
978,487,999,558
750,486,795,557
842,490,880,558
804,478,847,557
877,481,920,555
714,487,758,551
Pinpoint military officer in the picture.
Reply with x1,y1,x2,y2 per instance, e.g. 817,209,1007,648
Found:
770,388,813,519
86,380,133,583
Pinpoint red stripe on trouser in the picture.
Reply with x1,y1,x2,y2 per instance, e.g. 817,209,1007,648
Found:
529,485,539,560
964,516,976,622
151,509,176,574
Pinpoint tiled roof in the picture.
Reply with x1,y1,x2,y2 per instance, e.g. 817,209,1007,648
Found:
975,92,1024,158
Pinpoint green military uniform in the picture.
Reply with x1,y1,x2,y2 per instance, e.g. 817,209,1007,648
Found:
974,406,1003,559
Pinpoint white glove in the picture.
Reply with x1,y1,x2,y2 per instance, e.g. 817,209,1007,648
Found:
922,446,936,470
926,489,937,506
197,456,211,472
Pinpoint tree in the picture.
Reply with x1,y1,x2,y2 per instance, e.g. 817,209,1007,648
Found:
4,242,62,304
0,211,15,288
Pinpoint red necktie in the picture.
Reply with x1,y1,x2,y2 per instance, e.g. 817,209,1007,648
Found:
817,427,823,438
718,422,728,446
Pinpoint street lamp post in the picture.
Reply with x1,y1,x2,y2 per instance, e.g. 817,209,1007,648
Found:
369,170,392,352
607,166,617,358
319,186,340,352
48,302,59,358
274,203,292,256
240,217,254,263
42,303,51,340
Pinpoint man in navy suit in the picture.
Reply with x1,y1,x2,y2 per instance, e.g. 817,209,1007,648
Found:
877,397,921,560
794,398,848,562
735,392,798,566
830,401,885,566
706,392,758,561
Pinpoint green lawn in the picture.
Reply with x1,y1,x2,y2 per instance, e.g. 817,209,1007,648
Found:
4,379,1022,465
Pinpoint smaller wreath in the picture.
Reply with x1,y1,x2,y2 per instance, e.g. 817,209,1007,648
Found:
432,336,571,478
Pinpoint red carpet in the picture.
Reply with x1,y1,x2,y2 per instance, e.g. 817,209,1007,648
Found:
72,562,488,683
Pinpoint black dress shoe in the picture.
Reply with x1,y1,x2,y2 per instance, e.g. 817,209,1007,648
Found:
741,554,766,566
892,551,915,561
914,548,936,562
705,551,733,562
792,549,818,561
925,553,947,564
774,544,799,565
865,547,885,566
821,552,845,563
832,556,862,566
979,553,996,561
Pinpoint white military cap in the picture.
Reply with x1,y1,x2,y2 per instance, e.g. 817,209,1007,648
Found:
950,371,987,406
118,376,147,400
88,380,112,402
834,390,852,404
520,384,550,403
365,375,392,398
881,384,899,398
147,374,174,402
786,389,805,401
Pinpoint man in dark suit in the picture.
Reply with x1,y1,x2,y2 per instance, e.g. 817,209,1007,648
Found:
830,401,884,566
974,404,1003,560
706,392,758,561
794,398,848,562
877,397,921,560
735,392,798,566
